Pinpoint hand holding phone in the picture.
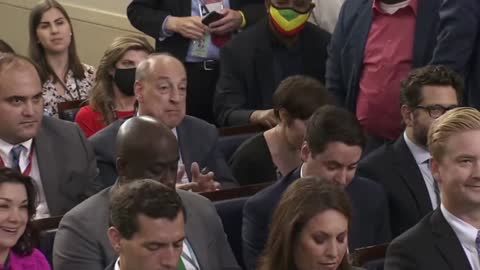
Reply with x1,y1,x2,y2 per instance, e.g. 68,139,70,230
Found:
202,11,225,25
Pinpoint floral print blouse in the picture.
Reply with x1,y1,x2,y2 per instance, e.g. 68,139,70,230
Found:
42,63,95,117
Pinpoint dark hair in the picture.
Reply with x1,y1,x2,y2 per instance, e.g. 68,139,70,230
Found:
258,177,352,270
305,105,365,156
0,168,37,256
0,40,15,54
109,179,185,239
89,35,154,125
400,65,464,107
273,75,335,120
28,0,85,84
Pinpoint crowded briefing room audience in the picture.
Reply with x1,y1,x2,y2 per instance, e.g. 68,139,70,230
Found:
430,0,480,108
229,75,334,185
243,105,390,270
358,65,463,238
1,0,479,269
75,35,154,138
106,179,186,270
29,0,95,118
54,116,239,270
90,54,236,190
213,0,331,127
258,177,358,270
127,0,265,123
385,107,480,270
326,0,441,152
0,168,51,270
0,54,98,218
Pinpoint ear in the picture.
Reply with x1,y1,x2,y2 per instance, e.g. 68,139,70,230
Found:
300,141,310,162
401,105,414,127
107,227,122,254
430,158,442,185
134,81,143,102
278,108,290,124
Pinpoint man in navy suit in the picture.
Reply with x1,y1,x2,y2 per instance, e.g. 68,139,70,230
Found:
326,0,441,152
90,54,236,191
430,0,480,107
242,105,390,270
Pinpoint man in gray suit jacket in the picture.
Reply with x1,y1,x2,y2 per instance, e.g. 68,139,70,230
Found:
0,54,98,217
90,53,237,191
53,116,240,270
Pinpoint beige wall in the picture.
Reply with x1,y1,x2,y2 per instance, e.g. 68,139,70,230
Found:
0,0,154,67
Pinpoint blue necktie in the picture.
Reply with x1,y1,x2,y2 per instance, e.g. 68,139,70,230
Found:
9,145,25,173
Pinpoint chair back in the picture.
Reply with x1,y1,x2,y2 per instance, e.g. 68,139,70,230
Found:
58,100,86,121
351,243,389,270
31,215,63,267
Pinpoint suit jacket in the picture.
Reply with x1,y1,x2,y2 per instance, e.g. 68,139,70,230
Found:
430,0,480,107
326,0,441,111
89,115,236,188
35,116,99,216
385,209,472,270
242,167,391,270
357,136,433,238
127,0,265,59
53,187,240,270
213,18,331,126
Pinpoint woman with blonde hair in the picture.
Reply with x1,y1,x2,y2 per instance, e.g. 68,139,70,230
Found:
258,177,355,270
29,0,95,117
75,35,154,137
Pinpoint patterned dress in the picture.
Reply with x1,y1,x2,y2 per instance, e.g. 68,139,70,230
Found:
42,64,95,117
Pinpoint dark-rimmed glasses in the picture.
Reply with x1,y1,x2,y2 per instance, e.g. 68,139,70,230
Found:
414,105,458,119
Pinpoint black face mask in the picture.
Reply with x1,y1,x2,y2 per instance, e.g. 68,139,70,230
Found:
113,67,136,96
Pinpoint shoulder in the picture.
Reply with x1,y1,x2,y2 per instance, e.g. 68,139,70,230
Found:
82,63,96,76
245,179,286,215
75,105,98,120
389,211,433,249
11,249,50,270
60,188,110,227
41,116,81,137
231,134,268,160
359,144,391,168
179,116,217,137
177,190,217,217
90,118,125,143
224,18,268,51
304,22,331,40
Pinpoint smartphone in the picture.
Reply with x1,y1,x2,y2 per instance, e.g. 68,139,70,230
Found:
202,11,225,25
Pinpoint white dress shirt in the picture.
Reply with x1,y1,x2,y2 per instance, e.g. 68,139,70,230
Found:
0,138,50,218
441,204,480,270
403,132,439,209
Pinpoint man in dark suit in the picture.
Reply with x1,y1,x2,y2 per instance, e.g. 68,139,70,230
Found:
0,54,98,217
385,107,480,270
105,179,186,270
242,105,390,270
357,66,463,237
326,0,441,152
127,0,264,123
54,116,240,270
213,0,331,127
430,0,480,108
90,54,236,191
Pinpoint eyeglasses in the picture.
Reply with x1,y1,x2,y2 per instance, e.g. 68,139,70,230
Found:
414,105,458,118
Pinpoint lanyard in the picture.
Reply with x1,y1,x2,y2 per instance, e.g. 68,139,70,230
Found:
0,144,35,176
3,253,10,270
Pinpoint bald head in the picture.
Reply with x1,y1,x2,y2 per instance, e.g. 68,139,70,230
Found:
116,116,179,189
134,53,187,129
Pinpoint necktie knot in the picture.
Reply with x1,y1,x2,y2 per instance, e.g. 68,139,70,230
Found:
10,145,25,173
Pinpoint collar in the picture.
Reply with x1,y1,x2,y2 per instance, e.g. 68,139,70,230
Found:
0,138,33,158
403,132,431,165
373,0,418,15
441,204,480,253
300,163,305,178
114,257,120,270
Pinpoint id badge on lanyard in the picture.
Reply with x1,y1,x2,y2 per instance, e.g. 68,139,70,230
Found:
190,0,224,58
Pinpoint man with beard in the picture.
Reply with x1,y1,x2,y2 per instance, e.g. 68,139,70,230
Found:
357,65,462,237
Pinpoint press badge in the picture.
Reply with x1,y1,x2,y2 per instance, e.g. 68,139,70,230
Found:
190,0,224,58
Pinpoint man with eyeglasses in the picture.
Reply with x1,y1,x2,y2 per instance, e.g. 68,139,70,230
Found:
357,65,463,238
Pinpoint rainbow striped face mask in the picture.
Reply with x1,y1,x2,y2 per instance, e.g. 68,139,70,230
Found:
269,4,313,37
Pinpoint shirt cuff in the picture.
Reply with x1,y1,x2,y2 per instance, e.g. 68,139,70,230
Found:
159,15,174,41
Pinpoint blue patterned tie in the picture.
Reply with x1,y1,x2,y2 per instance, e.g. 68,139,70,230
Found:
9,145,25,173
476,231,480,258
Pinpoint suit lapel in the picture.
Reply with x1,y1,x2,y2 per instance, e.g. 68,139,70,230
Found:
176,120,193,180
181,192,208,269
431,210,473,270
391,137,433,215
412,0,435,67
35,123,60,215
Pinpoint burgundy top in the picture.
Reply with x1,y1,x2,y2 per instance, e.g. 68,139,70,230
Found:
75,105,135,138
0,249,51,270
356,0,418,140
